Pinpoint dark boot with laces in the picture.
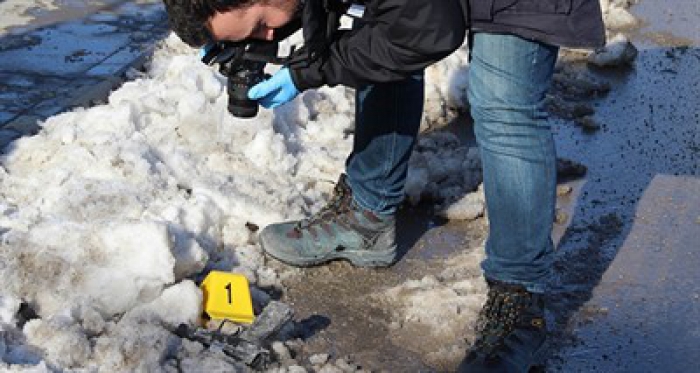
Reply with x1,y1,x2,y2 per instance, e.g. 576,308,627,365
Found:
259,174,397,267
457,279,548,373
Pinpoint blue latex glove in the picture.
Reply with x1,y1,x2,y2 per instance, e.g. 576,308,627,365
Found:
199,43,215,59
248,68,300,109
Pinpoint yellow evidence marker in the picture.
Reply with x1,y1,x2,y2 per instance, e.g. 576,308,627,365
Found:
200,270,255,324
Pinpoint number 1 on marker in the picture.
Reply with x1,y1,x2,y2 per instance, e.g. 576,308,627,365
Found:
225,282,232,304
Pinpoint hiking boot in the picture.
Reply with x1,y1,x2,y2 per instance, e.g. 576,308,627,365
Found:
457,279,548,373
259,174,397,267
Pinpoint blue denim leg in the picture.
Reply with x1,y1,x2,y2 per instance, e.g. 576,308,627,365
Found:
468,33,559,293
346,72,424,215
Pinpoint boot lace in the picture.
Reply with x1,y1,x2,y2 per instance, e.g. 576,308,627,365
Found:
295,176,353,231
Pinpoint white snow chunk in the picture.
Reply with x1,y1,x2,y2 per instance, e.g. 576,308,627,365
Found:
422,44,471,129
23,316,91,369
588,34,638,67
92,315,178,372
604,6,639,29
0,220,174,318
438,186,486,221
309,353,330,366
126,280,202,328
0,295,21,325
84,221,177,316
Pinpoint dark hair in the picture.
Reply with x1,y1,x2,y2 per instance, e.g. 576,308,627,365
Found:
162,0,260,47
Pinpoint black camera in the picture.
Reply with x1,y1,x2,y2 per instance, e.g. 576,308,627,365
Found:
201,41,284,118
199,1,365,118
200,16,303,118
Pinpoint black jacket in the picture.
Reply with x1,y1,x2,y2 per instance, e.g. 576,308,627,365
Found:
289,0,605,91
471,0,606,49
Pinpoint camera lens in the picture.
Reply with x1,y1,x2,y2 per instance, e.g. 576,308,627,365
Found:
204,40,279,118
227,78,258,118
226,61,266,118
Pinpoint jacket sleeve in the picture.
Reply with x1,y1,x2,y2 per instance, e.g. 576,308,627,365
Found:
289,0,467,91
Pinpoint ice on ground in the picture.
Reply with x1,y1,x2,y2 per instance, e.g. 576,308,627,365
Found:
0,31,479,370
378,243,488,369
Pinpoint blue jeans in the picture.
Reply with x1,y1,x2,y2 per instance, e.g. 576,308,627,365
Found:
346,72,425,215
346,33,558,293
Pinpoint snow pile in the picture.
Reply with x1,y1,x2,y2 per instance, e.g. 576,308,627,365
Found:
422,45,471,130
0,31,478,371
406,131,483,215
595,0,640,67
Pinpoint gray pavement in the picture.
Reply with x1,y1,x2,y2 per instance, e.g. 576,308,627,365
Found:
0,0,168,150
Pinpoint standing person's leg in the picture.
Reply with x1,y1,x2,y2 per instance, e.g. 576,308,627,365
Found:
459,33,558,372
259,73,424,267
471,33,558,292
346,72,425,216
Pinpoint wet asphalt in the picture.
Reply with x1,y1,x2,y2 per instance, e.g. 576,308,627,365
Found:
547,2,700,370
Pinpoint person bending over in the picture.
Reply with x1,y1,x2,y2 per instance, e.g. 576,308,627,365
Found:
163,0,604,371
